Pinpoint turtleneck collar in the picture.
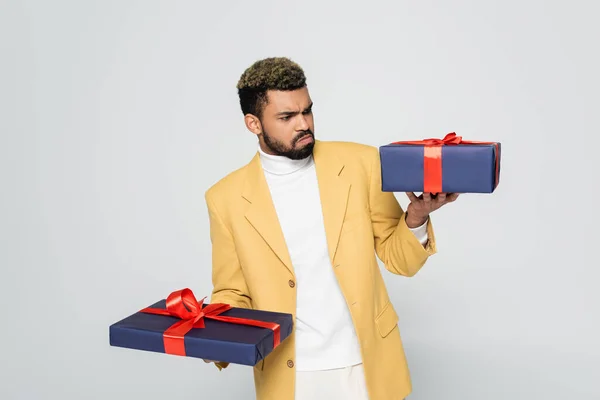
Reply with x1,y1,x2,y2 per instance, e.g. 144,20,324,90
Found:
257,143,313,175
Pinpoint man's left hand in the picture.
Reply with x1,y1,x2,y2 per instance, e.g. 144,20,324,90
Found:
405,192,459,228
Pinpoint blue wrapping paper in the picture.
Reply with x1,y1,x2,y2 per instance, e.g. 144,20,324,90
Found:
379,136,501,193
109,298,293,366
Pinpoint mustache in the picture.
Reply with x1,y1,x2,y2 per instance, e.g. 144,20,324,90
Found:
293,130,314,144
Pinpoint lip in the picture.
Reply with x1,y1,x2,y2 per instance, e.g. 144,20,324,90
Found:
296,135,314,144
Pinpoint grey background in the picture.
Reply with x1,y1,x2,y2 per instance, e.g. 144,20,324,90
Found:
1,1,599,399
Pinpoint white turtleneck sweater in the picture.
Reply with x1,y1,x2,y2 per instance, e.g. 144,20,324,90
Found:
257,145,428,371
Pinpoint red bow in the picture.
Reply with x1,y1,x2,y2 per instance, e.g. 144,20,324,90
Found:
140,288,281,356
390,132,500,193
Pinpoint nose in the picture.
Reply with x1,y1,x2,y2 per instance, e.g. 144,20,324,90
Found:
295,114,309,131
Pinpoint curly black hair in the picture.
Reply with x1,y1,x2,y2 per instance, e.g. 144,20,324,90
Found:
236,57,307,119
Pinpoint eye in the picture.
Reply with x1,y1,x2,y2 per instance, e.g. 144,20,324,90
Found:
280,116,291,121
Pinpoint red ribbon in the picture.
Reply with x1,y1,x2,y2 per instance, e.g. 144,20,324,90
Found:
140,288,281,356
392,132,500,193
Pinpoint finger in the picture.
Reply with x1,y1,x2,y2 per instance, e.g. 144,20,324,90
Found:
446,193,460,202
406,192,419,202
423,193,432,203
437,193,447,203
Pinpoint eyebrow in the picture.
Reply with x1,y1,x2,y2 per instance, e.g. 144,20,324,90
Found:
276,102,313,117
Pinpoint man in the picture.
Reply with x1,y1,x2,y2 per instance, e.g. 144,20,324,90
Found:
204,57,458,400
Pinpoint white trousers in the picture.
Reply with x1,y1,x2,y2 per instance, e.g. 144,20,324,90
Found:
294,363,370,400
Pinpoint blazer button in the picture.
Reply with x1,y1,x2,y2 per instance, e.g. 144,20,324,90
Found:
288,280,295,288
287,359,294,368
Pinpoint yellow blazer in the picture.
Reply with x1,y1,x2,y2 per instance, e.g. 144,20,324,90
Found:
205,140,436,400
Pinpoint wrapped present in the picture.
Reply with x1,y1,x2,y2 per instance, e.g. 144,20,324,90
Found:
109,288,293,366
379,132,501,193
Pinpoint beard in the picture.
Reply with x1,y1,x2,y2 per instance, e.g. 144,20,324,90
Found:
262,128,315,160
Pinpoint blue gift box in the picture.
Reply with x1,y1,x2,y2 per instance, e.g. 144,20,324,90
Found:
379,134,501,194
109,295,293,366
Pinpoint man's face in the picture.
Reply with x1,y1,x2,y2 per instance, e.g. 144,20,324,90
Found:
257,86,315,160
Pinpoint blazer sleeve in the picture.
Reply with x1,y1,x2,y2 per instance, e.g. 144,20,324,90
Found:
205,190,252,308
368,147,437,277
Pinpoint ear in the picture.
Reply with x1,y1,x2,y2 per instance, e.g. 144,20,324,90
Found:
244,114,262,136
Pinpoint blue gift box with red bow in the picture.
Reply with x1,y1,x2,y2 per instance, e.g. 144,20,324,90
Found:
109,288,293,366
379,133,501,194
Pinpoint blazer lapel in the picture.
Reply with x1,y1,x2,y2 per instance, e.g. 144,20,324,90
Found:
313,141,351,265
242,141,350,275
242,153,295,277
